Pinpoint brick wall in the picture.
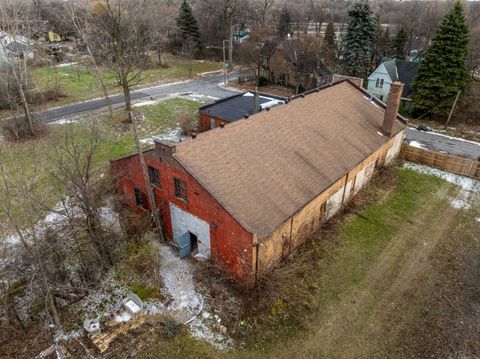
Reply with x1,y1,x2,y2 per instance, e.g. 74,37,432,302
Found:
198,112,227,132
110,149,255,284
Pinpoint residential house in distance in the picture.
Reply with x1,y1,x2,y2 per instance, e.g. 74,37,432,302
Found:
198,92,285,132
265,43,332,91
110,80,406,286
367,58,419,103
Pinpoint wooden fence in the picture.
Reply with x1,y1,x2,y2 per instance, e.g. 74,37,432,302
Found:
400,144,480,179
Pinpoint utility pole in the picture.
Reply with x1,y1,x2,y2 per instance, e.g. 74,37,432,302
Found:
222,39,230,84
444,90,461,129
130,113,165,241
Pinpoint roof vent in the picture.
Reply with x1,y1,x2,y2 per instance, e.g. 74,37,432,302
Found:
315,88,320,92
191,133,197,139
220,122,225,128
301,94,305,98
266,107,270,111
244,114,249,119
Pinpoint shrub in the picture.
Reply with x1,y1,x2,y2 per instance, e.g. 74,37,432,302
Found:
258,75,269,86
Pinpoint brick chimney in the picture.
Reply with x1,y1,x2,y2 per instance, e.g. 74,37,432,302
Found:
382,81,404,137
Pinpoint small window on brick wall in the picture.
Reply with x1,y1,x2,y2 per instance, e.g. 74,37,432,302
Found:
174,177,188,201
148,166,160,187
134,188,145,208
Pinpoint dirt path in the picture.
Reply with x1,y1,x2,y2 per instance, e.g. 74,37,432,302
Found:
273,182,465,359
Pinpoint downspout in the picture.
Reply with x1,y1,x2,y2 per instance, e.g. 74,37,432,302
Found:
340,173,350,206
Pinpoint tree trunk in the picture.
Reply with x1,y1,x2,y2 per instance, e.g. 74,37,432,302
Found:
11,65,34,136
121,75,131,112
131,113,165,241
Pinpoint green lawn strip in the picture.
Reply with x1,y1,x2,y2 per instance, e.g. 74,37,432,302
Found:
242,168,451,352
32,58,221,106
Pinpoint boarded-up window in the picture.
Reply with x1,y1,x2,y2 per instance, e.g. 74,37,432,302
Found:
134,188,145,208
148,166,160,187
174,178,188,201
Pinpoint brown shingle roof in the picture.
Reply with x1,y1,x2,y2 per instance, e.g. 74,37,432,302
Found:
173,81,405,241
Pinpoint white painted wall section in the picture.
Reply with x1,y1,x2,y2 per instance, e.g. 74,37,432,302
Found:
344,179,354,203
326,187,344,220
169,203,211,258
385,131,405,164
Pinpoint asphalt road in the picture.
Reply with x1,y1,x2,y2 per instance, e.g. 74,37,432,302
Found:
405,127,480,161
33,72,239,123
24,73,480,162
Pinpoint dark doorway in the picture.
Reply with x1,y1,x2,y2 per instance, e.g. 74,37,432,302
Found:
189,232,198,254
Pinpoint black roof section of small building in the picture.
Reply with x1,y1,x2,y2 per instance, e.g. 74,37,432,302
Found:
199,92,286,123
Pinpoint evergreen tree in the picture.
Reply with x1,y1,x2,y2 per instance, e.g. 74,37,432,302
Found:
322,20,337,69
392,26,408,60
176,0,201,51
277,7,291,39
340,2,378,78
411,1,469,117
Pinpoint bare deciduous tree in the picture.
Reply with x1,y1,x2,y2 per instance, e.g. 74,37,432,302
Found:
87,0,158,112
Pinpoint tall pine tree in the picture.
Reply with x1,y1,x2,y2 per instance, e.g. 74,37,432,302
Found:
340,2,378,78
322,21,337,70
411,1,469,117
176,0,201,51
391,26,408,60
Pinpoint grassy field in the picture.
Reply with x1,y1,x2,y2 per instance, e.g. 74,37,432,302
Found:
0,98,200,230
31,55,221,107
105,166,480,359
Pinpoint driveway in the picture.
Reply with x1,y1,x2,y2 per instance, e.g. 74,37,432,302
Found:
405,127,480,161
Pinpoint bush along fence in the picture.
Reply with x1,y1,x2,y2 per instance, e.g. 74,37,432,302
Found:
400,144,480,179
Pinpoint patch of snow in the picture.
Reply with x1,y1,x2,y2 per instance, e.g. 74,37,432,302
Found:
141,127,183,144
159,244,201,312
3,200,121,248
450,198,470,209
75,273,130,320
408,140,426,149
54,330,83,343
99,206,121,232
54,62,78,68
48,118,78,125
132,100,159,108
114,311,132,323
403,162,478,191
144,300,165,315
260,99,285,109
403,162,480,210
188,315,233,351
157,243,232,349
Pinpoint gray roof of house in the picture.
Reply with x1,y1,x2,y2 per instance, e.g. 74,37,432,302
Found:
199,92,286,123
382,58,419,98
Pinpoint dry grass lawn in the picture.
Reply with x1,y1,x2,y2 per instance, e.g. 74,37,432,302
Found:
110,166,480,359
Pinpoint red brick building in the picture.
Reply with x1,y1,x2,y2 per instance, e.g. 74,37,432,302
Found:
111,80,406,286
198,92,285,132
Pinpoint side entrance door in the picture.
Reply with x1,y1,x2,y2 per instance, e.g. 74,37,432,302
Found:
177,232,191,258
